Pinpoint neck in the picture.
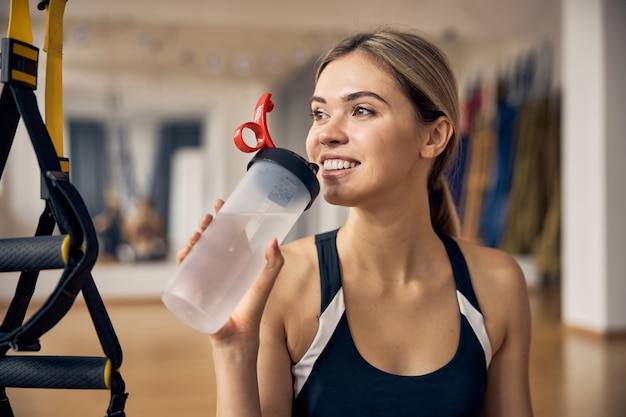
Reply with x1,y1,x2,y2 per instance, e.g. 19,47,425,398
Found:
337,196,445,283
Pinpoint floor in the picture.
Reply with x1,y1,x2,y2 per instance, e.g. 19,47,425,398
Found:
1,285,625,417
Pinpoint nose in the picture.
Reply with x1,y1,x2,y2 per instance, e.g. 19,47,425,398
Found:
317,118,348,146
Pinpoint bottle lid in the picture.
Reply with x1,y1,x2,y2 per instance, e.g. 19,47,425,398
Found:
248,147,320,210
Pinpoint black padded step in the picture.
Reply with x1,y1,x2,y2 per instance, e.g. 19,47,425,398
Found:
0,355,111,389
0,235,70,272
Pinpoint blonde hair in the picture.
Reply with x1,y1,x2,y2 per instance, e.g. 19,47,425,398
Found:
316,28,461,236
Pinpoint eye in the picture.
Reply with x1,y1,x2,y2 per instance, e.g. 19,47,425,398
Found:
352,105,374,117
310,109,329,121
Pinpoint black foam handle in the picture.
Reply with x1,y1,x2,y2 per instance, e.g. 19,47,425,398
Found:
0,356,110,389
0,235,69,272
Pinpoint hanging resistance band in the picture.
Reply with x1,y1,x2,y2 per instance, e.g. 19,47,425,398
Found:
0,1,128,416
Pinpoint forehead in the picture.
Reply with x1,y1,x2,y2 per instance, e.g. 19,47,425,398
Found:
314,52,399,96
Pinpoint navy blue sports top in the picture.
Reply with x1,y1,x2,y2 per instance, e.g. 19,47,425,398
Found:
291,229,492,417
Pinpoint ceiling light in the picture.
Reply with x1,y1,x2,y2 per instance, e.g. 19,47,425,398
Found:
180,50,195,67
262,53,282,74
205,53,224,74
73,26,90,46
137,32,163,56
291,48,310,66
234,54,255,76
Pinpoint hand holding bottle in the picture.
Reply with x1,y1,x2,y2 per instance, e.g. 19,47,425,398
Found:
175,199,284,341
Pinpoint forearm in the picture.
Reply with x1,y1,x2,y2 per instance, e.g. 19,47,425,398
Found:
208,238,286,417
213,343,263,417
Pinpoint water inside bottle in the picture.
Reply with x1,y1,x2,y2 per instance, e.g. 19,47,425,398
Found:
163,210,300,333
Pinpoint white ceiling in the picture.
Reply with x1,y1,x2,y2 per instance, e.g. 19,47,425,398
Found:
1,0,556,85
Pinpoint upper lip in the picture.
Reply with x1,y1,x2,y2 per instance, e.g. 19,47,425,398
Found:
319,153,360,165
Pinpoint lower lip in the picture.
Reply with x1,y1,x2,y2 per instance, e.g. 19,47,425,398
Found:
321,167,356,179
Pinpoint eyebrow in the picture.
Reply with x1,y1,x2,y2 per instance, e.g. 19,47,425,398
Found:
311,91,388,105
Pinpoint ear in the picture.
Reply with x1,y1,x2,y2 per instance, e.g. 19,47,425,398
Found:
419,117,454,159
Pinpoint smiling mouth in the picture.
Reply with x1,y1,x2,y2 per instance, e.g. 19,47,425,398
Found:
323,159,360,171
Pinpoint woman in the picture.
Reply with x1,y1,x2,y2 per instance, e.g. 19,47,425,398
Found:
178,28,533,417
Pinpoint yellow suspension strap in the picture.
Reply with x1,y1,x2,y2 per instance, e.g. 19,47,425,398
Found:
42,0,68,172
6,0,33,45
0,1,128,416
2,0,38,88
1,0,60,173
1,0,68,172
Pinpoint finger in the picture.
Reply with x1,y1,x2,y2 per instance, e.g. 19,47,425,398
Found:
198,213,213,233
258,238,284,293
213,199,225,214
179,214,212,264
176,245,191,265
235,239,284,321
198,200,223,234
178,201,224,269
188,230,202,247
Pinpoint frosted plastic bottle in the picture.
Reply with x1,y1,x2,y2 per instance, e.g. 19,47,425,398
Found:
162,147,319,333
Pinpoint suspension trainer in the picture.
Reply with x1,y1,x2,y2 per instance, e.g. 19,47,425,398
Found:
0,1,128,415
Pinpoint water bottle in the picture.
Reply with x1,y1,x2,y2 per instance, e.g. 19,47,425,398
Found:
162,147,319,333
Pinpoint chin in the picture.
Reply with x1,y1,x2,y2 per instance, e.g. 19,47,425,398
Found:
322,191,356,208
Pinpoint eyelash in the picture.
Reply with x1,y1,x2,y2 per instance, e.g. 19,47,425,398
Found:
310,105,375,121
353,105,374,116
310,110,326,121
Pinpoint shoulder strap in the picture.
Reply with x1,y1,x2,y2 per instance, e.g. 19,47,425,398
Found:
439,234,482,312
315,229,341,313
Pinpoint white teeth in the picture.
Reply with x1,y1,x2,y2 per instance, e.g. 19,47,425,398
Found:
323,159,358,171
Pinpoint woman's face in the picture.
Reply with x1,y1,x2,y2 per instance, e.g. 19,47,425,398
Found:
305,51,430,208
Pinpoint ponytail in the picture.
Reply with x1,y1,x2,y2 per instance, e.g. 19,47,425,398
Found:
428,175,460,237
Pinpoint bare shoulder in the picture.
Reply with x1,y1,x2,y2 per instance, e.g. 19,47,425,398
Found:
275,235,319,296
262,235,321,362
454,238,531,351
454,238,526,289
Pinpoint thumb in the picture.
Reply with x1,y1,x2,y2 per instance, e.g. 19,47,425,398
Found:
234,238,284,323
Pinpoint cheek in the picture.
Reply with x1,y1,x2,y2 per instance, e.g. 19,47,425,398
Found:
305,128,317,161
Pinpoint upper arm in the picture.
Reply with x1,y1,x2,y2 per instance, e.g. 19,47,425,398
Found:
256,239,318,417
479,253,533,417
257,312,294,417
